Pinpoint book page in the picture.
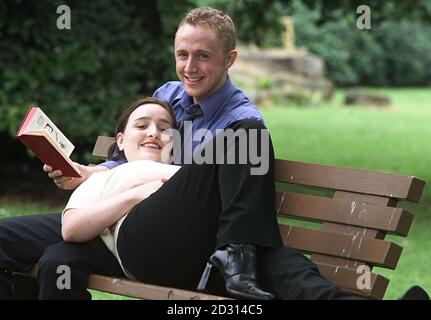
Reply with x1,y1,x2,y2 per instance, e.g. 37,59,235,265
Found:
25,107,75,157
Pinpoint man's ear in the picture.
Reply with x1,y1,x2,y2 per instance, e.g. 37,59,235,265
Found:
225,49,238,69
116,132,125,151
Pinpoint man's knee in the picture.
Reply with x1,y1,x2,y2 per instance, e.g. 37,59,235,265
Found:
37,246,69,284
37,244,91,299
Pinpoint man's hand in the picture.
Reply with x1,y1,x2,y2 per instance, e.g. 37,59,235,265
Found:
43,163,108,190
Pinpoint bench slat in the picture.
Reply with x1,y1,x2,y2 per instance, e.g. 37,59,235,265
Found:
275,191,413,235
92,136,116,158
94,137,426,203
88,274,230,300
310,191,389,270
279,224,402,269
314,263,389,300
23,266,230,300
275,159,425,202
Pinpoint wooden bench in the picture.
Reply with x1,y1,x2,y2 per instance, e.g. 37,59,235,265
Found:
25,136,426,300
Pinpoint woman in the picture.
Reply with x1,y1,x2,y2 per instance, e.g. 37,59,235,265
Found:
61,97,180,279
61,97,273,298
0,98,189,299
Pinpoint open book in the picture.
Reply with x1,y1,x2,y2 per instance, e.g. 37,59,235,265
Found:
16,106,82,177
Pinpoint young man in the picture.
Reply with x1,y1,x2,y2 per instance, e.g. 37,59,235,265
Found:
40,7,363,300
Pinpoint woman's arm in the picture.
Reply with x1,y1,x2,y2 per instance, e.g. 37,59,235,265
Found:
108,171,176,197
61,179,164,242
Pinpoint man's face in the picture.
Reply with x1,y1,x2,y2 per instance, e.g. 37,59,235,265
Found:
174,23,236,105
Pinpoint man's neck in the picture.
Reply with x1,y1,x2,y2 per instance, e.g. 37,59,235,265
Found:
192,74,229,105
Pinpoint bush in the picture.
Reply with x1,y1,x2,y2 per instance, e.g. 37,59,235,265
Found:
288,0,431,87
196,0,285,47
374,20,431,86
0,0,190,161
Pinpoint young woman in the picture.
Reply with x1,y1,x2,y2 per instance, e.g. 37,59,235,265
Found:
61,97,181,279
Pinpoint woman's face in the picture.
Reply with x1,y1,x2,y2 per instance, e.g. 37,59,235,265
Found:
116,103,174,163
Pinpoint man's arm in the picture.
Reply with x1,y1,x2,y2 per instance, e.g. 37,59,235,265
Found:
43,163,108,190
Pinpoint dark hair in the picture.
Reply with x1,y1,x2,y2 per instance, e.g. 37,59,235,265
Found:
107,97,176,160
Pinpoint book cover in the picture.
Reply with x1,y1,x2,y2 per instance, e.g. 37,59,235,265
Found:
16,106,82,178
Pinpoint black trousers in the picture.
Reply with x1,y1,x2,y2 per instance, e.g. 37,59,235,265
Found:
0,213,124,299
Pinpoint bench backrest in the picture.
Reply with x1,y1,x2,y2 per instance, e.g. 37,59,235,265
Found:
92,136,425,299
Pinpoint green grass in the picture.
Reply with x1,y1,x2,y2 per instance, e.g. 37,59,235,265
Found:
2,87,430,299
264,89,431,184
262,87,431,299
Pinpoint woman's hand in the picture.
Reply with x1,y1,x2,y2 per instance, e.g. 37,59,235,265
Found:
43,163,108,190
131,179,166,202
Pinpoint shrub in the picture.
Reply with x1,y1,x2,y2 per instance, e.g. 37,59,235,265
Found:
0,0,190,161
374,20,431,86
288,0,431,87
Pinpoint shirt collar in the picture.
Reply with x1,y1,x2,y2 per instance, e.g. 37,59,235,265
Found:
174,76,235,122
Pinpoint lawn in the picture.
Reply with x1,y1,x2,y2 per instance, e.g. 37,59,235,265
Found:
261,87,431,299
1,87,430,300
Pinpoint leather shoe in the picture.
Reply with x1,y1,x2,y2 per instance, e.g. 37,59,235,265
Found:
197,244,274,300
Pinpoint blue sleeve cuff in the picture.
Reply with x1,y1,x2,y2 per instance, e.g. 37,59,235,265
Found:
98,159,126,169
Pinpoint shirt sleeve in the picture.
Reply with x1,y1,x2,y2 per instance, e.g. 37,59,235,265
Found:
97,158,126,169
153,81,183,103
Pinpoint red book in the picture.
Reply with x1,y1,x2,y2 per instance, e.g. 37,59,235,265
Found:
16,106,81,178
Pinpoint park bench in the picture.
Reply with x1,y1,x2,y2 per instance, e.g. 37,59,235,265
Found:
24,136,426,300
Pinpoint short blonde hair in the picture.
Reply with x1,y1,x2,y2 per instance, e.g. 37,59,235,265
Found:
177,6,236,54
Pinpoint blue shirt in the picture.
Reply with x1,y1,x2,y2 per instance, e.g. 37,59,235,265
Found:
101,76,263,169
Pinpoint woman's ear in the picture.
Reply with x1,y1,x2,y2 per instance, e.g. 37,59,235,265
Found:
116,132,125,151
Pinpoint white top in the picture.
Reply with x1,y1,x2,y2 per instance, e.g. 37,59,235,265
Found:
62,160,180,278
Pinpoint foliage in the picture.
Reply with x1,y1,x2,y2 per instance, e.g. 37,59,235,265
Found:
286,0,431,86
196,0,285,47
0,0,191,161
374,20,431,86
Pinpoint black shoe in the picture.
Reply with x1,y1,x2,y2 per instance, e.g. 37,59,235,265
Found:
399,286,430,300
197,244,274,300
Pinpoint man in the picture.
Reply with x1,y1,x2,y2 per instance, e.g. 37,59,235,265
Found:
41,6,363,300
